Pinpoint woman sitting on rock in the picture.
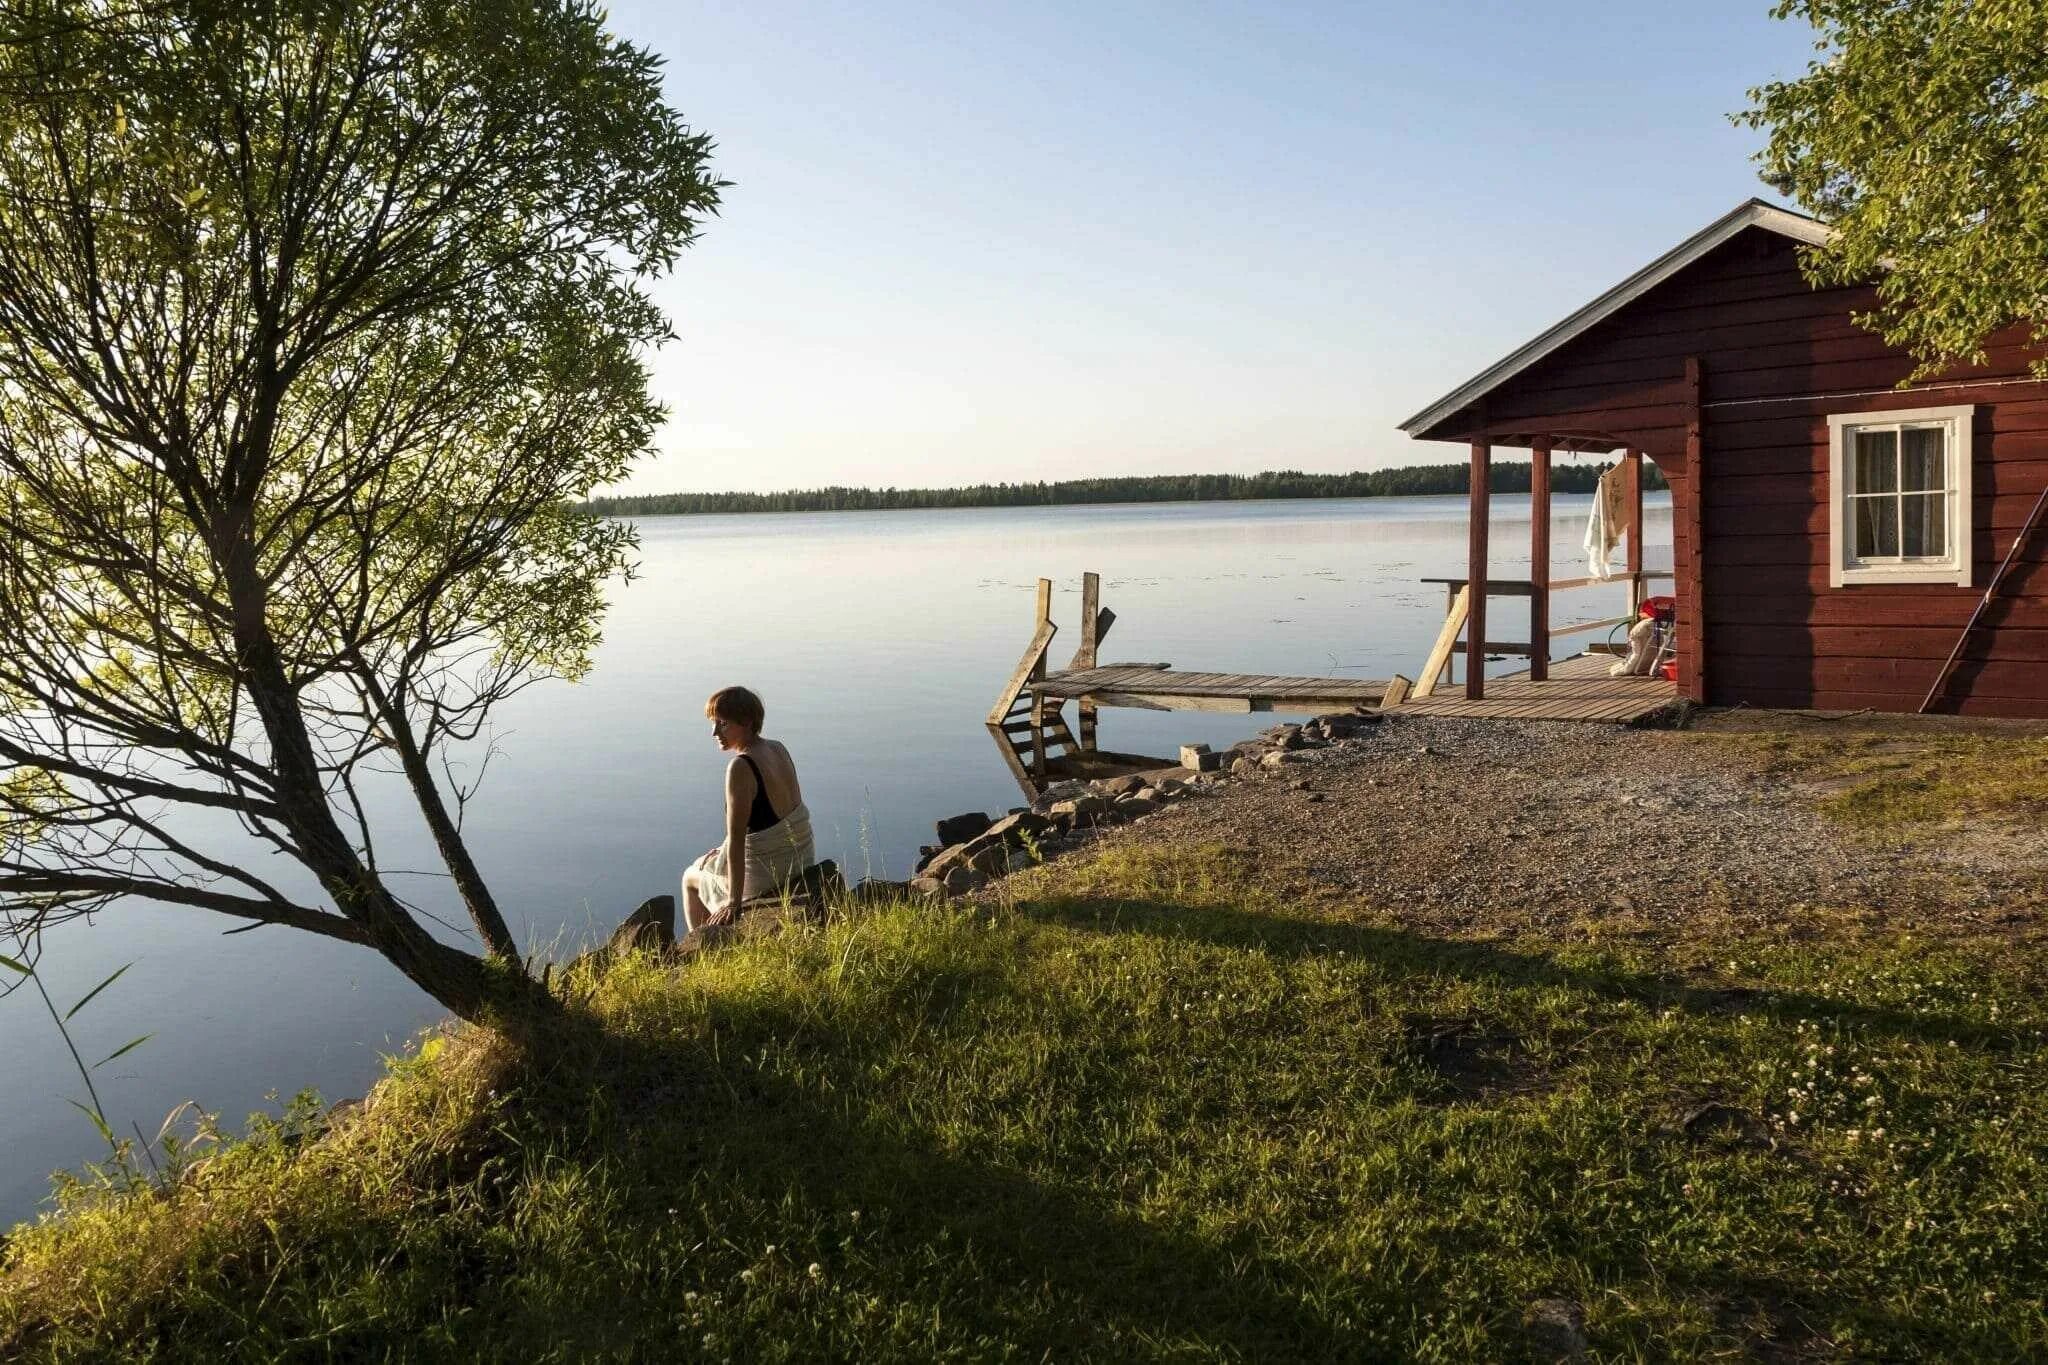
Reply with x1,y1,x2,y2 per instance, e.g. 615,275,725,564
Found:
682,686,816,933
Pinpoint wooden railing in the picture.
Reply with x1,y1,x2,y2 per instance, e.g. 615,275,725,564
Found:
1411,570,1673,698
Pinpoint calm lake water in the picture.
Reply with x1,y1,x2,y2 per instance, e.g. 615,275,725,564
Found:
1,493,1669,1225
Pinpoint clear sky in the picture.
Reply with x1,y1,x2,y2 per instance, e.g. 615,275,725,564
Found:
599,1,1823,496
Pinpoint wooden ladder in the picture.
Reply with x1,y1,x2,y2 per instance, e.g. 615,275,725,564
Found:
985,573,1114,796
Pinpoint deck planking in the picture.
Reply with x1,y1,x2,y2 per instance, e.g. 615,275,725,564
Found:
1037,663,1388,713
1394,653,1676,723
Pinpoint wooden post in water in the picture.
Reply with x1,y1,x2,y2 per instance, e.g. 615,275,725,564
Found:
1076,572,1100,752
1529,440,1551,683
1029,577,1052,780
1466,441,1490,701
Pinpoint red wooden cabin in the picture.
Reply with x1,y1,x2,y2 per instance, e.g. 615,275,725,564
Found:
1401,199,2048,718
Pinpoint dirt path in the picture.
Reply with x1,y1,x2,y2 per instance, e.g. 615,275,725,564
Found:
1085,713,2048,942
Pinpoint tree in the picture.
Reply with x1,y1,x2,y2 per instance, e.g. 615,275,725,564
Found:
0,0,722,1023
1744,0,2048,380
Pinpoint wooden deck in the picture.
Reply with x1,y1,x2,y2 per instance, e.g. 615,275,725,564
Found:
1394,652,1678,723
1036,662,1389,714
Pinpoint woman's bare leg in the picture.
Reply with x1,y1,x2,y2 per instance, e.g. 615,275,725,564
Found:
682,870,712,932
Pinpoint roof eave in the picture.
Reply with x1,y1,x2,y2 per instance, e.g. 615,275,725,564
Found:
1398,199,1835,441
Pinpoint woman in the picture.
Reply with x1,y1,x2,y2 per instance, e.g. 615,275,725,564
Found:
681,686,816,933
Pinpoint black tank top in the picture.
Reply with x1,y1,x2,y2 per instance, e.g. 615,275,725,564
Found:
738,754,781,832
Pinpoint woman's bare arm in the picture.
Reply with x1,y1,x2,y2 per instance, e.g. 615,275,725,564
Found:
719,758,753,916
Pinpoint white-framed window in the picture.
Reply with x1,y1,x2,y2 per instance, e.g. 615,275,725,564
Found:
1827,404,1974,587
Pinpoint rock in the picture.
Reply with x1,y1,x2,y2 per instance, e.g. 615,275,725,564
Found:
941,863,987,895
1305,792,1326,803
1115,795,1158,818
1521,1298,1587,1359
1049,793,1109,825
921,842,973,880
1030,780,1091,812
1134,786,1160,802
907,875,949,902
1275,726,1306,751
1178,743,1222,772
1098,774,1147,797
979,810,1051,850
967,841,1013,877
1262,750,1310,769
1416,744,1437,756
1289,779,1312,791
914,844,941,874
1231,756,1258,778
935,811,993,847
849,878,911,905
608,894,676,956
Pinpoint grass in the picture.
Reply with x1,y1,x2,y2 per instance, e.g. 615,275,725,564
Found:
3,843,2046,1361
1703,727,2048,831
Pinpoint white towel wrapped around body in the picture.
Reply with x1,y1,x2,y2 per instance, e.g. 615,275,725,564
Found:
683,802,816,916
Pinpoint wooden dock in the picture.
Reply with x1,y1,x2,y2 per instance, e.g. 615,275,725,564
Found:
985,572,1675,798
1395,651,1677,723
1037,663,1388,714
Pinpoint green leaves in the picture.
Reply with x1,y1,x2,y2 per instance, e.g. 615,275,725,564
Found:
66,962,132,1022
0,0,723,1011
1744,0,2048,380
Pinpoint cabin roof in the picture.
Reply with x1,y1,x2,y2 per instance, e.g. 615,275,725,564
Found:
1399,199,1833,440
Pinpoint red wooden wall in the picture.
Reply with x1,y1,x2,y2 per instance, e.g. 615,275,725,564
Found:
1419,227,2048,717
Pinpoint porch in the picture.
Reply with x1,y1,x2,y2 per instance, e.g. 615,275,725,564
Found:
1419,433,1680,703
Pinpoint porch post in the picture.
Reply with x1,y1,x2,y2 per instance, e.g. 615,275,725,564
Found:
1529,441,1551,683
1625,446,1645,615
1466,440,1490,700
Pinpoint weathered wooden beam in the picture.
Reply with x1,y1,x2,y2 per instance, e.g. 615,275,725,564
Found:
1412,584,1469,700
1682,358,1706,704
1467,441,1490,701
1380,674,1412,708
1625,446,1645,616
1530,440,1552,683
1074,572,1101,751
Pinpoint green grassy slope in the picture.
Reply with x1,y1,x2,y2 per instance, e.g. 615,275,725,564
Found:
4,844,2044,1361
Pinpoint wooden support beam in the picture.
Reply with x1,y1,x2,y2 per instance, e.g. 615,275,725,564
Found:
1412,585,1469,700
1625,447,1645,615
1030,577,1052,780
1681,359,1706,704
1381,674,1411,708
1074,572,1100,752
1530,440,1551,683
1466,441,1490,701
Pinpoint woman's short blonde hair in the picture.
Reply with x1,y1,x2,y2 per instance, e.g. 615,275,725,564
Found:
704,685,765,733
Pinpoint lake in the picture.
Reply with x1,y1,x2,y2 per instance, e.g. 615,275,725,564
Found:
0,492,1669,1225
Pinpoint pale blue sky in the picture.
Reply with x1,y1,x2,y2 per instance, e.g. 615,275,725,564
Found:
601,2,1822,495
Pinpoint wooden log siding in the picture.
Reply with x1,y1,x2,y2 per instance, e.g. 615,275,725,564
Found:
1413,224,2048,716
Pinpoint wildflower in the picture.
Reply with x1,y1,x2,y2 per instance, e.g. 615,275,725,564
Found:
808,1263,824,1278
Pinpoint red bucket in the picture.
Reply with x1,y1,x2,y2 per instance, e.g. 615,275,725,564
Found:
1641,594,1676,622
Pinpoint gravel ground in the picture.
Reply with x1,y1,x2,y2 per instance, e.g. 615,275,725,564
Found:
1073,714,2048,942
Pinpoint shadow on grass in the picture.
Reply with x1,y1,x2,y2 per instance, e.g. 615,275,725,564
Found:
1019,891,2019,1051
228,970,1378,1361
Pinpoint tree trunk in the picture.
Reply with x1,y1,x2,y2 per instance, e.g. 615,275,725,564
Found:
218,540,546,1027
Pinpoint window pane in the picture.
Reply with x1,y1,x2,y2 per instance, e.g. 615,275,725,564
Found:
1855,495,1899,558
1855,429,1899,492
1902,493,1946,557
1901,427,1946,491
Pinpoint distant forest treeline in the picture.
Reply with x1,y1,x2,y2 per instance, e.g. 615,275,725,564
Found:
582,461,1668,518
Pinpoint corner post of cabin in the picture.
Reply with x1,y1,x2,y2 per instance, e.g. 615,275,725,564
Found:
1076,571,1100,752
1029,577,1053,778
1466,440,1490,700
1624,446,1645,615
1529,440,1551,683
1681,358,1706,704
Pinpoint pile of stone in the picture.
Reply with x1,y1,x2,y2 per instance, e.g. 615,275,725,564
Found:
883,707,1392,904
